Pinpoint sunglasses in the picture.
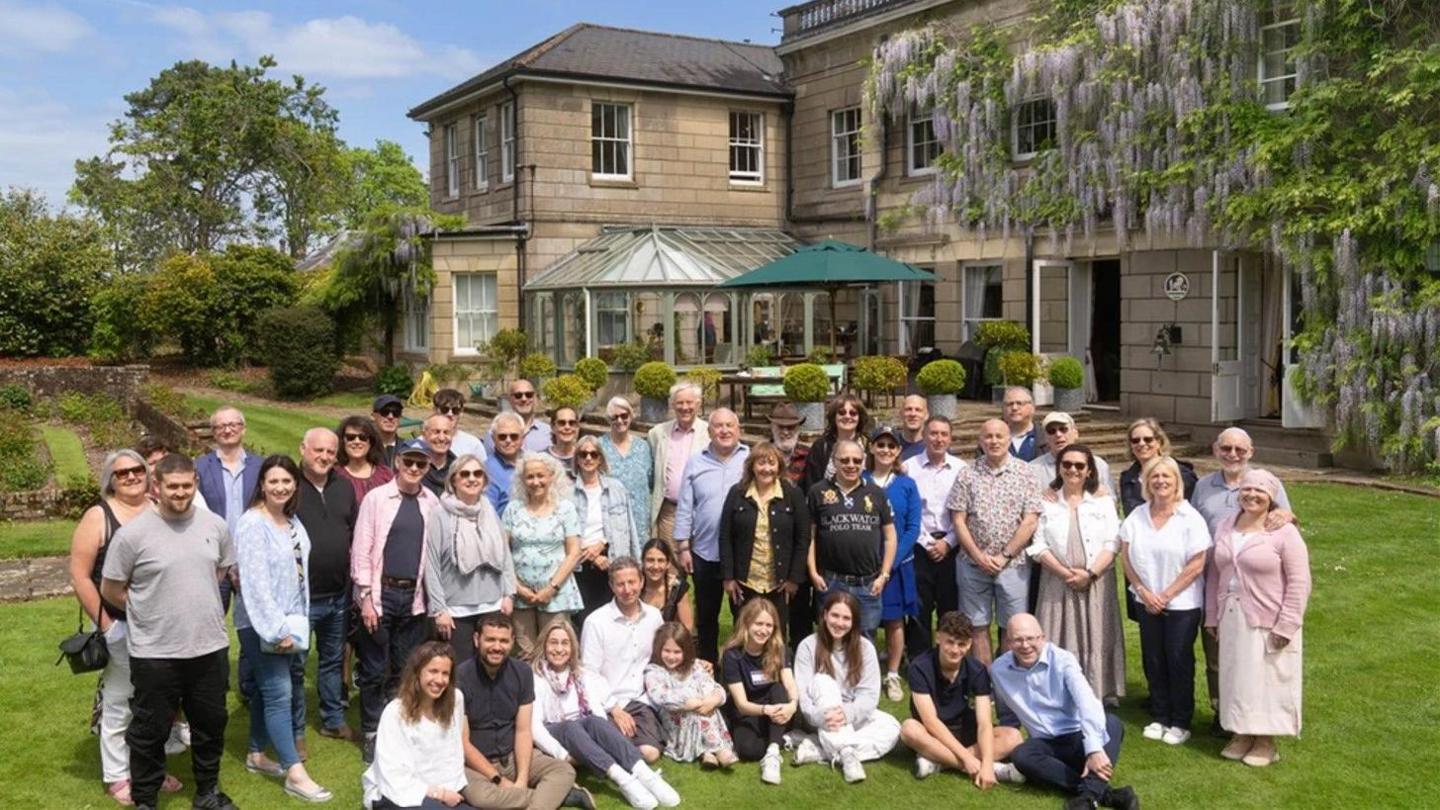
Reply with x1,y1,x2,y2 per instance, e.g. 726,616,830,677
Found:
511,391,536,400
113,466,147,479
378,408,402,418
835,457,865,466
1060,460,1088,471
836,410,859,418
872,442,899,451
1130,435,1157,445
344,433,369,443
1217,444,1247,454
494,432,521,442
438,405,463,415
1045,424,1070,435
609,413,631,422
576,450,602,460
398,457,429,470
454,469,485,481
554,419,578,427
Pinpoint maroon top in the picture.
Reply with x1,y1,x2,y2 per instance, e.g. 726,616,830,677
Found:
337,463,395,506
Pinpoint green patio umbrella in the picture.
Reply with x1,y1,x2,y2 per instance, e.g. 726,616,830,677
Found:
719,239,938,352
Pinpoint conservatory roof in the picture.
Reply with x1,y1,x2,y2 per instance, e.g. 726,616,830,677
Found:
524,226,804,291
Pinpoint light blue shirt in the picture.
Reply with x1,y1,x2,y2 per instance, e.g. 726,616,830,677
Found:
221,452,249,540
484,453,517,518
233,510,312,647
673,444,750,563
990,643,1109,754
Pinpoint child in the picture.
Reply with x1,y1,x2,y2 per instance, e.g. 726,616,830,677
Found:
644,622,739,768
720,598,799,785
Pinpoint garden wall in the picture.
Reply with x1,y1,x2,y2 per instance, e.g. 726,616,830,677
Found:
0,365,148,405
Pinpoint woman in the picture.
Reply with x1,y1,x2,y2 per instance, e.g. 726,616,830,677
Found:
571,435,641,629
718,442,809,636
720,599,799,784
1118,418,1197,517
1204,469,1311,767
528,618,680,809
336,416,395,504
235,454,332,802
640,539,693,629
503,453,584,655
599,396,653,538
1030,444,1125,704
68,450,183,805
801,394,872,492
362,642,474,809
545,407,581,477
1120,456,1211,747
425,455,515,666
865,426,921,703
791,591,901,783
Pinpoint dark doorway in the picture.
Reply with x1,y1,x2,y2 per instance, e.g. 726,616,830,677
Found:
1090,260,1121,402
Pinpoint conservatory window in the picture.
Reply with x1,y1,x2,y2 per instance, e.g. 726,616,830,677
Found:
907,111,941,176
595,291,629,348
1012,97,1056,161
831,107,862,187
1259,3,1300,110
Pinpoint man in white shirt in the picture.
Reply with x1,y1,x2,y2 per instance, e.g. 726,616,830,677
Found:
579,557,666,764
646,382,708,545
906,415,967,659
1029,412,1114,496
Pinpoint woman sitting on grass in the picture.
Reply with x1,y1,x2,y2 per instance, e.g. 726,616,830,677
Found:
720,598,798,785
362,642,473,809
644,622,737,769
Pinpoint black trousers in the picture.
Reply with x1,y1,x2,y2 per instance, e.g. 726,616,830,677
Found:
1011,712,1125,802
357,586,431,734
787,581,815,654
128,648,229,806
724,682,792,761
906,543,959,659
692,555,732,665
572,561,612,634
1136,608,1202,729
447,614,479,671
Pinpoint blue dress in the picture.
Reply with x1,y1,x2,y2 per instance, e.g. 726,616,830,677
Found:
502,499,584,612
600,433,653,540
865,471,921,621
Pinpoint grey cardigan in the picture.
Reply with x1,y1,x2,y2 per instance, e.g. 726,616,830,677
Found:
572,475,641,561
424,503,517,616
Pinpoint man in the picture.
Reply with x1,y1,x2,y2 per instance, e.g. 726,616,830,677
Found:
137,436,209,511
295,428,360,743
371,395,405,467
1029,412,1115,495
906,415,967,658
486,380,553,455
900,611,1023,786
579,558,667,764
457,613,582,810
485,412,525,517
806,438,897,638
421,414,457,495
989,615,1138,810
768,402,809,485
352,438,441,762
647,381,708,545
1000,387,1044,461
897,395,930,461
673,408,750,663
435,388,487,461
194,406,260,605
947,419,1042,663
100,454,237,810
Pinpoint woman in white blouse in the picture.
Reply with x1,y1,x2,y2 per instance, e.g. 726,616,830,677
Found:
1120,456,1211,747
362,641,473,809
1030,445,1125,704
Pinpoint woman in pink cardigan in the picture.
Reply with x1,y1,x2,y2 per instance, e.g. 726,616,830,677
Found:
1204,469,1311,767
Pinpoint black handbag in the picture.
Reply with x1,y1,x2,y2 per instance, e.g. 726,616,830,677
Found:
57,607,109,674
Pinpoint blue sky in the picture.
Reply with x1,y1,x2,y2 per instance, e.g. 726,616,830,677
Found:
0,0,785,206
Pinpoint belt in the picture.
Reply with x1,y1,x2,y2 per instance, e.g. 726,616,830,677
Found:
381,576,417,589
929,531,949,540
825,570,877,587
662,498,678,506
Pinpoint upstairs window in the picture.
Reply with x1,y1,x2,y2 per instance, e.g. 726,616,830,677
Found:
501,102,516,183
1012,97,1056,161
729,111,763,184
907,111,941,176
1259,2,1300,110
591,102,632,180
473,114,488,191
443,123,459,197
831,107,862,187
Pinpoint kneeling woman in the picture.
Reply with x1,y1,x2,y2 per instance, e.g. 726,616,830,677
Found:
720,599,799,785
362,642,475,809
528,618,681,810
791,591,901,783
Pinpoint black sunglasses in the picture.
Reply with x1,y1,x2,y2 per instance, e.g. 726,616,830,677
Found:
1061,460,1088,471
343,433,369,443
378,408,403,418
511,391,535,400
398,457,428,470
576,449,601,460
438,405,463,415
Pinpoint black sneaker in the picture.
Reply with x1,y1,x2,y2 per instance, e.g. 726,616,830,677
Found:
1209,715,1227,738
1064,798,1099,810
363,733,376,764
1103,786,1140,810
192,791,238,810
562,786,597,809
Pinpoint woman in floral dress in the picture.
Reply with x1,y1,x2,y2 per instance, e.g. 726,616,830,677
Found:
503,453,584,656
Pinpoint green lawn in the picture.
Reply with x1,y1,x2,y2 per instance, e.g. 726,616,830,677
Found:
0,518,77,559
2,483,1436,808
312,391,380,410
187,395,355,458
40,424,91,484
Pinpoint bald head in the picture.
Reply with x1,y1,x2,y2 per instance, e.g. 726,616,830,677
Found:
209,406,246,449
901,395,928,434
979,418,1011,464
1214,426,1254,475
708,407,740,454
299,427,338,480
1005,613,1046,667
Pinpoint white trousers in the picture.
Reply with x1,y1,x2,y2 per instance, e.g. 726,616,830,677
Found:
802,674,901,761
98,622,133,783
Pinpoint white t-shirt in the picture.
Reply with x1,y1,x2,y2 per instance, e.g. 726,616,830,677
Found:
580,481,605,547
1119,501,1211,611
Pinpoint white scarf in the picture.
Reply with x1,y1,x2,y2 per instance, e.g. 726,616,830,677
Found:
441,493,505,575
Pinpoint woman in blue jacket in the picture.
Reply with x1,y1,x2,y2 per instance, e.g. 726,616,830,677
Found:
864,425,921,703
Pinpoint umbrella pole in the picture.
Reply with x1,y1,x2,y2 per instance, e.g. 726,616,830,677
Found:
829,286,838,358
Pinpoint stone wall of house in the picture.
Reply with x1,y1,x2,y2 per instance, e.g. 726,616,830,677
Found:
423,234,525,364
0,365,148,407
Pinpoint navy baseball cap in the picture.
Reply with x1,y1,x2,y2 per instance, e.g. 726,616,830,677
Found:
373,394,404,412
397,438,432,457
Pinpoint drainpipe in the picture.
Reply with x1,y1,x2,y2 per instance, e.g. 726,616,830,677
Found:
504,75,529,334
1024,228,1035,344
784,100,858,226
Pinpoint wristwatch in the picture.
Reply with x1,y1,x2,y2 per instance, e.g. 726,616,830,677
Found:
1001,549,1015,561
490,773,503,785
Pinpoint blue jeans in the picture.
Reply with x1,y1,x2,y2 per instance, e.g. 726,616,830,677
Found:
307,592,349,731
824,575,882,638
238,627,306,770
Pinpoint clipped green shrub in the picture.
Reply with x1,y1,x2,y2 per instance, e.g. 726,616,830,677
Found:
0,384,33,413
807,345,835,364
998,351,1044,387
982,349,1004,386
57,392,133,448
542,374,593,411
917,359,967,395
974,321,1031,351
853,356,908,394
574,357,610,391
142,383,205,421
634,361,678,400
683,367,722,401
258,306,340,399
783,363,830,402
489,328,529,369
1048,356,1084,389
519,353,558,381
611,341,651,372
375,365,414,398
745,344,775,368
207,370,254,393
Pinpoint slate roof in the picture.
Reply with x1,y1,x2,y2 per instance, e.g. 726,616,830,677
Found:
408,23,787,120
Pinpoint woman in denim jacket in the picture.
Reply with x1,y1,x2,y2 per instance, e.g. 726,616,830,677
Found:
571,435,641,630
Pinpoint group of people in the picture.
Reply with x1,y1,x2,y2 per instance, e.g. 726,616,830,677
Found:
70,376,1312,810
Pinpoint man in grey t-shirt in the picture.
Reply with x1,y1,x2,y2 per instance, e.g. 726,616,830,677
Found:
102,454,237,810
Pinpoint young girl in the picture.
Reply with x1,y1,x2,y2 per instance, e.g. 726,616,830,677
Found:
644,622,738,768
362,642,475,809
791,591,902,784
720,599,799,785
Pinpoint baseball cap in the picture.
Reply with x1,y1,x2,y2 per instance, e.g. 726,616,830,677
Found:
397,438,432,457
869,424,902,443
1042,411,1075,429
373,394,404,412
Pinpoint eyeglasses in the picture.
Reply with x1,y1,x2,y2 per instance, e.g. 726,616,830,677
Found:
377,408,402,418
398,457,429,470
511,391,535,400
1045,424,1070,435
1130,435,1157,445
454,469,485,481
1217,444,1248,454
438,406,463,416
836,409,859,418
554,419,578,427
343,433,369,443
872,442,898,452
576,450,601,460
835,457,865,466
1060,461,1088,471
1009,635,1043,646
113,466,147,479
494,432,521,442
213,421,244,431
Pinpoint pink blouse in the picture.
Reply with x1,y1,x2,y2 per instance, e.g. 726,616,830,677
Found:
1204,517,1311,640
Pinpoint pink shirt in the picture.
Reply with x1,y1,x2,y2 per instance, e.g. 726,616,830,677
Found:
664,424,697,502
350,480,440,617
1204,518,1311,640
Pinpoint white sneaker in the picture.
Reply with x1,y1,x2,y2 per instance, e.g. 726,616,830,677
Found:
792,736,824,766
838,747,866,783
992,762,1026,784
1142,722,1165,740
781,730,804,751
760,747,782,785
164,721,191,755
613,771,658,810
632,762,681,807
884,672,905,702
913,755,939,780
1162,726,1192,745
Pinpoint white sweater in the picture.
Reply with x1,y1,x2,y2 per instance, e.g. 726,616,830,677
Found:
529,667,618,761
362,695,468,809
793,634,881,728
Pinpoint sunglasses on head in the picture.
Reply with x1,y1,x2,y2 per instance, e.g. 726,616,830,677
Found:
398,457,428,470
438,405,463,416
378,408,402,418
576,449,601,460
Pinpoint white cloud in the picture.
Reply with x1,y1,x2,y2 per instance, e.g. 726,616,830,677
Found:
0,1,93,55
0,85,111,206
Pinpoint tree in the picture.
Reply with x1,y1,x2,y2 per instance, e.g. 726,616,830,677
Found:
0,189,112,357
343,140,429,228
255,113,350,260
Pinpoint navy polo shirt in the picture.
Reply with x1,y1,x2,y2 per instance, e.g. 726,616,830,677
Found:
907,648,992,727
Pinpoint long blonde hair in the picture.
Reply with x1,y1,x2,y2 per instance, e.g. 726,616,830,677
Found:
723,598,787,684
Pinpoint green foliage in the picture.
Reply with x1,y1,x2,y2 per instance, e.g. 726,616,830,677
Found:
374,366,414,398
207,370,253,393
0,189,112,357
574,357,610,392
258,306,340,399
209,245,300,363
89,273,156,362
488,329,529,369
744,344,775,368
682,367,722,401
982,349,1003,387
916,359,967,395
39,425,90,486
633,361,678,400
424,363,472,384
541,374,593,411
142,383,204,421
997,351,1043,387
344,140,430,228
852,356,909,394
783,363,830,402
518,353,557,381
973,321,1031,351
56,392,133,449
611,341,651,373
1048,356,1085,389
0,385,33,413
806,345,835,364
59,478,103,520
0,408,51,493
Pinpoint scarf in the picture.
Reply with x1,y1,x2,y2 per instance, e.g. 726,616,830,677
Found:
540,664,589,723
440,493,505,575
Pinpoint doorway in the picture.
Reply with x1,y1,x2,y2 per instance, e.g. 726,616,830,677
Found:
1090,260,1121,403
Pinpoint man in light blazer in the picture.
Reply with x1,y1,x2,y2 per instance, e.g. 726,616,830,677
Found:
646,381,708,546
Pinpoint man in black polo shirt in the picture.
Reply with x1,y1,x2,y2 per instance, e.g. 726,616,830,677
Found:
457,613,585,810
900,611,1024,786
806,438,896,638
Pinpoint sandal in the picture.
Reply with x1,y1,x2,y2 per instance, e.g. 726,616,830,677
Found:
284,780,334,803
700,751,720,770
106,779,135,807
161,773,184,793
245,755,285,777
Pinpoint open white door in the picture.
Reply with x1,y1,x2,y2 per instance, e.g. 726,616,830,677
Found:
1281,265,1326,428
1211,251,1246,422
1030,259,1073,407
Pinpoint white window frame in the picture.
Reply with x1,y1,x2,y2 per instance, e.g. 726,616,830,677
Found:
443,123,459,198
1011,97,1056,161
500,102,516,183
728,111,764,184
594,291,629,348
906,111,940,176
590,102,632,180
452,273,498,355
473,114,489,191
1258,3,1300,111
831,107,862,188
962,262,1005,343
402,283,429,353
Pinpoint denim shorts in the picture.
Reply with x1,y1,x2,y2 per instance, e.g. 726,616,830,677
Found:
957,559,1030,627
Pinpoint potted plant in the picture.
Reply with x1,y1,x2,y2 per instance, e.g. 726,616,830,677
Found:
541,374,594,415
634,361,677,423
574,356,609,399
916,359,966,419
1048,356,1085,411
783,363,830,430
852,355,908,407
997,351,1044,404
975,321,1031,402
744,343,775,369
518,353,557,387
683,367,723,406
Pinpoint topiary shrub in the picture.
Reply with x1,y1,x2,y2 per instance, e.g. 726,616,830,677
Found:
574,357,609,392
745,344,775,368
489,328,528,371
974,321,1031,351
807,345,835,364
683,367,722,401
542,374,593,411
375,365,414,398
998,351,1044,387
258,306,340,399
519,353,557,381
634,361,677,400
783,363,831,402
1048,356,1084,389
917,359,967,395
853,356,908,395
610,341,650,372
